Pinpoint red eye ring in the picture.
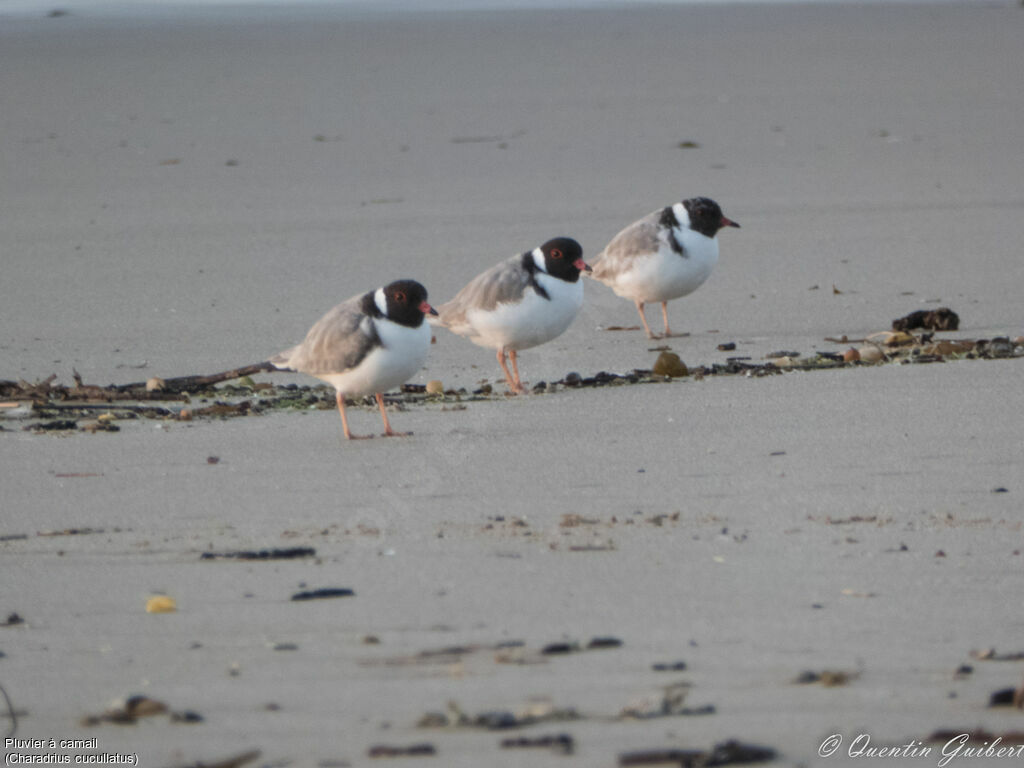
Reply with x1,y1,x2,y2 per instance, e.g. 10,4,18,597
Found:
394,291,407,303
551,249,563,259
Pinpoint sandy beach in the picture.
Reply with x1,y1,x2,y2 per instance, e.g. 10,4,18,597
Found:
3,2,1024,766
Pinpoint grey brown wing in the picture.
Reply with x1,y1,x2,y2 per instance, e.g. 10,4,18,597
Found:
591,211,663,280
438,256,529,328
272,299,380,375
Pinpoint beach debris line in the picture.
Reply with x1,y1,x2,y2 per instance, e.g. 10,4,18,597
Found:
4,325,1022,433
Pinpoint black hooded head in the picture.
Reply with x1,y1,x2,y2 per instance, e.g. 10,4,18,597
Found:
534,237,589,283
682,197,740,238
370,279,435,327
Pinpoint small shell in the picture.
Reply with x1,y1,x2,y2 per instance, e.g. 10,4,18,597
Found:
857,346,885,363
425,380,445,395
842,348,860,363
145,595,177,614
145,377,166,392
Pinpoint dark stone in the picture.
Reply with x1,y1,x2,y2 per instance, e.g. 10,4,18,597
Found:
989,688,1017,707
892,307,959,331
541,642,579,655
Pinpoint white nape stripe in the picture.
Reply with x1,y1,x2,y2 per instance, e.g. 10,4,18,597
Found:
531,247,547,274
671,202,691,230
374,287,388,316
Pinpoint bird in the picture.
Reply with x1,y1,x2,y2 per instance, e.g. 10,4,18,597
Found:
270,279,436,439
590,197,739,339
434,237,590,394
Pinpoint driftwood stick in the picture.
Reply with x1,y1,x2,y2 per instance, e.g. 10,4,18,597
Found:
116,361,277,394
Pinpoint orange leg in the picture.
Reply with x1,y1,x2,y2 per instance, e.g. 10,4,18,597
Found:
376,392,411,437
508,349,527,393
496,348,526,394
661,301,673,338
336,391,372,440
496,348,520,394
635,301,657,339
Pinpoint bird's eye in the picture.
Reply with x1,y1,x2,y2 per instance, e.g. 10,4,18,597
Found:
551,249,563,259
394,291,407,303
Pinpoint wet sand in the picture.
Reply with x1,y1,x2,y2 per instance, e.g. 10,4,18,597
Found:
2,3,1024,766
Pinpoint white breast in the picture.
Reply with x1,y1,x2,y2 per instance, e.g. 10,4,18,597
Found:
464,273,583,351
610,228,718,304
319,318,431,396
